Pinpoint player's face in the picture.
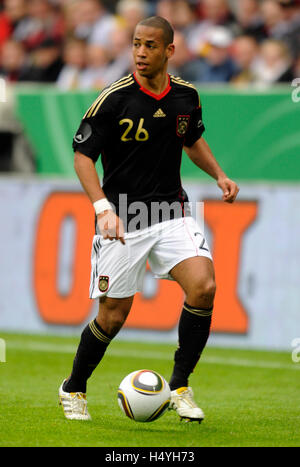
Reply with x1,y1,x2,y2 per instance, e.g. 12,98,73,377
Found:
133,25,174,78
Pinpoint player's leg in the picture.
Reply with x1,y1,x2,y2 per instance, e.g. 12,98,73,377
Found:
169,256,215,388
59,296,133,420
168,256,215,421
59,229,154,420
63,296,133,393
149,216,215,391
96,295,134,337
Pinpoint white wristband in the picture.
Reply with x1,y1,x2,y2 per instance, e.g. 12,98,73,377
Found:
93,198,113,215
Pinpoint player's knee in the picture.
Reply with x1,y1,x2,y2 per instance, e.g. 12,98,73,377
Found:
187,278,216,308
200,278,216,303
97,311,127,337
97,298,131,337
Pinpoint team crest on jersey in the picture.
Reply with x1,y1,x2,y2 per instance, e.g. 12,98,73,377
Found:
176,115,190,137
99,276,109,292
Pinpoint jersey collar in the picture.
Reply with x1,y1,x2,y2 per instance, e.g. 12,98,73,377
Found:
133,72,171,101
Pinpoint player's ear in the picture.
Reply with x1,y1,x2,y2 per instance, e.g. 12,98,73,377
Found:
166,43,175,60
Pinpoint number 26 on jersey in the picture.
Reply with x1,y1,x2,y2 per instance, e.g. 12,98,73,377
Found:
119,118,149,142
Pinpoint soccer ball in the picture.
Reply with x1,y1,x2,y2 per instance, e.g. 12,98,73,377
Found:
117,369,171,422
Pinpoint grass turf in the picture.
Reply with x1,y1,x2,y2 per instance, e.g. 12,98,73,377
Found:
0,332,299,447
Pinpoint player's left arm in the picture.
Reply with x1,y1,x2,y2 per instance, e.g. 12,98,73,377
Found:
184,137,239,204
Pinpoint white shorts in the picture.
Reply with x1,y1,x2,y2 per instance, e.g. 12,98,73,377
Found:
89,216,212,299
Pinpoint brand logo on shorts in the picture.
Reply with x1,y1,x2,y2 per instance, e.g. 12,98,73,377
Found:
99,276,109,292
176,115,190,137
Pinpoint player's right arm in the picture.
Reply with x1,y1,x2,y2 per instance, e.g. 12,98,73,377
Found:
74,151,125,244
72,89,126,244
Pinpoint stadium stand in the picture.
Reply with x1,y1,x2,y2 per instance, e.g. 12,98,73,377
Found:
0,0,299,88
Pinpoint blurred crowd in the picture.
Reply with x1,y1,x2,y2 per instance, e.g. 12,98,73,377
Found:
0,0,300,89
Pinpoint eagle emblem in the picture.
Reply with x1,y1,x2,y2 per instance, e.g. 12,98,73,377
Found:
176,115,190,137
98,276,109,292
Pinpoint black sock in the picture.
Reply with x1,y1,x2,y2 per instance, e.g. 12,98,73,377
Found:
169,302,213,391
63,319,112,393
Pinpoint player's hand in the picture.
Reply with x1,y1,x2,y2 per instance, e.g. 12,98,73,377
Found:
217,176,239,203
97,210,126,244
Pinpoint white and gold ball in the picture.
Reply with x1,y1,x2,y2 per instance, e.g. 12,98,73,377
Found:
118,369,171,422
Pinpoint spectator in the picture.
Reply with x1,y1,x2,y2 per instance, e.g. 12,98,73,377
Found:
230,35,260,86
19,37,63,82
13,0,65,52
78,43,110,88
196,25,237,83
116,0,148,37
170,0,197,31
260,0,285,36
56,36,87,89
188,0,238,55
276,0,300,58
199,0,236,27
62,0,84,35
169,0,202,52
254,38,294,85
100,0,119,13
155,0,173,24
0,0,298,90
147,0,161,15
0,0,28,50
168,30,203,82
235,0,267,42
102,25,133,83
0,38,26,81
73,0,117,46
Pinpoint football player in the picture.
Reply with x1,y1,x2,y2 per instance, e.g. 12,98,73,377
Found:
59,16,239,422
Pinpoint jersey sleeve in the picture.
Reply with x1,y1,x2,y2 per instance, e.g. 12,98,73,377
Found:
72,96,113,162
184,91,205,148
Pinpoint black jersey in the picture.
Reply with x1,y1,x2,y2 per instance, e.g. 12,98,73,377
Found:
73,73,205,230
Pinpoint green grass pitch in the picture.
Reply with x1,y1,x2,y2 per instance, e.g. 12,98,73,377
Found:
0,332,299,447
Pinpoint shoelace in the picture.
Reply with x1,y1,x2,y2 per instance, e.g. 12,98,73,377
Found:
70,393,87,415
178,389,198,408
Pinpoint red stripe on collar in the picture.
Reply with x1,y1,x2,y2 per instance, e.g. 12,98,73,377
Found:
133,73,171,100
